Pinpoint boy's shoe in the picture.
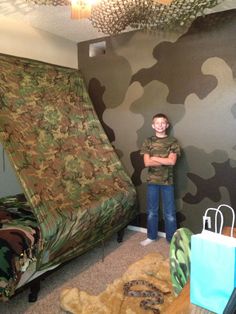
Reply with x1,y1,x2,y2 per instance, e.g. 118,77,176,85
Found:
140,238,155,246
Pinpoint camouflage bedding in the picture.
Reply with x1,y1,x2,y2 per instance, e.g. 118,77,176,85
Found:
0,193,40,300
0,53,137,300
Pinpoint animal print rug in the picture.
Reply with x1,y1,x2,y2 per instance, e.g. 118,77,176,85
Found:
60,252,174,314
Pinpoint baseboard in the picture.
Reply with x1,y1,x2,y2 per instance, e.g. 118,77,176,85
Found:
127,225,147,234
127,225,166,238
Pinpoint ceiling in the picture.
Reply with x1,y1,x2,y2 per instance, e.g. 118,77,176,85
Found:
0,0,236,43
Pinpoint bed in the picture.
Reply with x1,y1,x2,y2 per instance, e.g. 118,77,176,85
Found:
0,53,137,301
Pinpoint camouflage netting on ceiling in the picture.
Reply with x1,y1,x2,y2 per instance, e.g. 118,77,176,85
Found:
0,53,137,300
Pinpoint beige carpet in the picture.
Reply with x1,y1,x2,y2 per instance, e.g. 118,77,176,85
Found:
0,229,170,314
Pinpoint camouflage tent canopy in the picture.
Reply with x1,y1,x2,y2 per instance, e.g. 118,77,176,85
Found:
0,53,137,300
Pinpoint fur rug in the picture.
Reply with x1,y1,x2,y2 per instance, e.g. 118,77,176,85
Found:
60,252,174,314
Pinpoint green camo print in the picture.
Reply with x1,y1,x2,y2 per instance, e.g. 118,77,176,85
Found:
169,227,193,296
0,193,40,300
140,135,181,185
0,53,137,299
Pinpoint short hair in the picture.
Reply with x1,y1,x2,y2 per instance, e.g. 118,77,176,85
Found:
152,113,169,123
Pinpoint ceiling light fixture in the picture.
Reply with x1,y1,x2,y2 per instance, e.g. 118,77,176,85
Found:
70,0,92,19
26,0,221,34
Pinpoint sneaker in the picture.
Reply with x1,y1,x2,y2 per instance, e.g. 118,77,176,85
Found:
140,238,155,246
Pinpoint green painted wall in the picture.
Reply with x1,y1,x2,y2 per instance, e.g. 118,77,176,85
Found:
78,10,236,233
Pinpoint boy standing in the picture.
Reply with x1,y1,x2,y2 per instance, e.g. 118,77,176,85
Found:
140,113,181,246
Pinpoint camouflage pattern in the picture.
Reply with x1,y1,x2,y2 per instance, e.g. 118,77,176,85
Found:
0,193,40,300
169,227,193,296
0,53,137,300
77,9,236,233
140,135,181,185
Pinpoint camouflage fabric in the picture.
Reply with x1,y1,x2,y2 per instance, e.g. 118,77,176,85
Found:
0,53,137,299
169,227,193,296
0,193,40,300
140,135,181,185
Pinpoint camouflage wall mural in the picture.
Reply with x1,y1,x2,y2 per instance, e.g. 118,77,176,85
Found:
78,9,236,233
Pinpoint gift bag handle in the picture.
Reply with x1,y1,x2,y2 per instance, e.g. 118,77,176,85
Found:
217,204,235,237
202,204,235,237
202,207,223,234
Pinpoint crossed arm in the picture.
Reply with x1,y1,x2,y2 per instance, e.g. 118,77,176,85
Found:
143,152,177,167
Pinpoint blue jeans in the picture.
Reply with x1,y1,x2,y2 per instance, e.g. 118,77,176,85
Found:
146,183,177,242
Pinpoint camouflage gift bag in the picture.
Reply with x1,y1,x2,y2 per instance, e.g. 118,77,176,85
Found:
169,227,193,295
190,204,236,314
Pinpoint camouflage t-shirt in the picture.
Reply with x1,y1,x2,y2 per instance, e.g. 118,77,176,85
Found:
140,135,181,185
